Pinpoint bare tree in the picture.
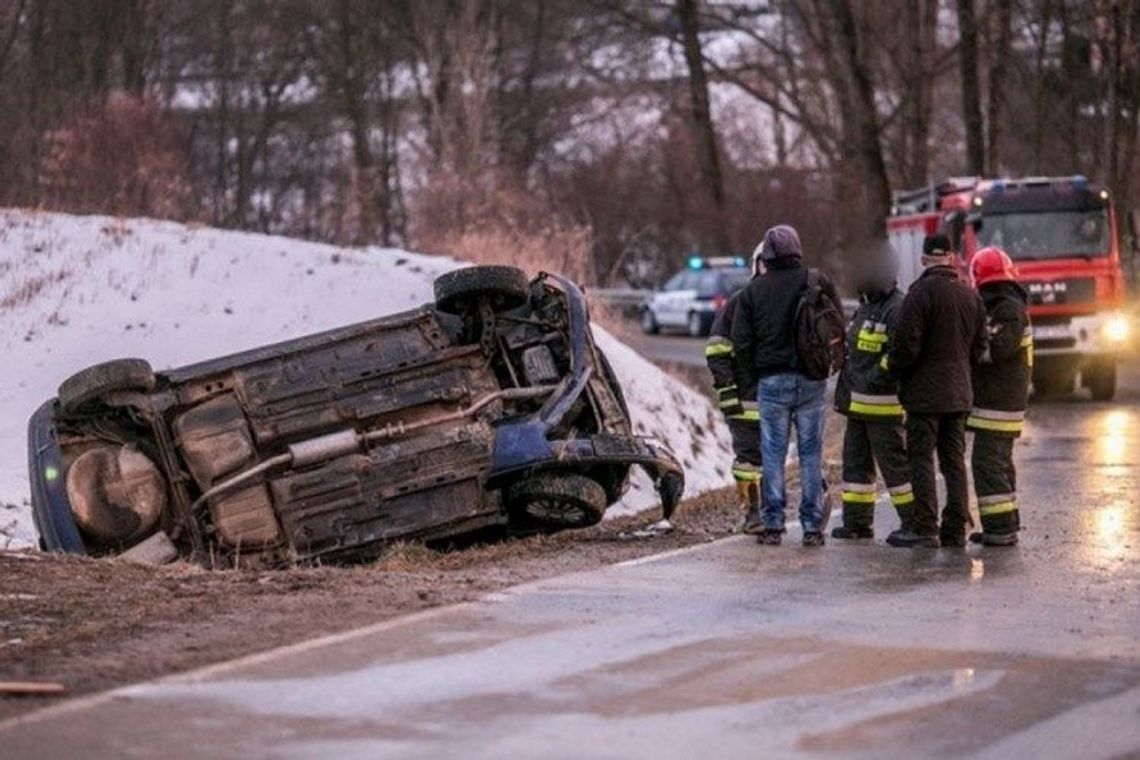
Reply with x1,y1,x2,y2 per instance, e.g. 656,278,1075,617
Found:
676,0,731,253
957,0,986,175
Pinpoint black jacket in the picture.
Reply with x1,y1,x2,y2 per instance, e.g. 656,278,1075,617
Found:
730,259,841,391
835,287,905,423
888,266,988,415
705,291,757,419
967,281,1031,434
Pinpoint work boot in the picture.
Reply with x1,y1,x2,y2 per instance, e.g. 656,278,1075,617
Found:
831,525,873,540
969,531,1019,546
756,529,784,546
742,508,764,535
802,531,825,547
940,525,967,548
886,529,939,548
738,481,764,534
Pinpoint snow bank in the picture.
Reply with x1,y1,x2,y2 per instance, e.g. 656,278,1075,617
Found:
0,210,732,546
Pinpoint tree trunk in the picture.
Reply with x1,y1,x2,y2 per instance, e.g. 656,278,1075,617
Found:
676,0,731,254
986,0,1013,174
903,0,939,186
1031,0,1054,170
956,0,986,175
824,0,892,242
336,0,378,245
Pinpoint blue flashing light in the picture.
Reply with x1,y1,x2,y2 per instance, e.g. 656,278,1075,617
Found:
991,179,1006,194
687,255,704,270
1072,175,1089,190
733,256,746,267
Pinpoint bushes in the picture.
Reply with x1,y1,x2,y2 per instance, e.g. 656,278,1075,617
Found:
37,93,198,222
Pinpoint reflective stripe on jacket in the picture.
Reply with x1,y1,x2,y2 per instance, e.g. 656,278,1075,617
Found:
706,292,756,421
969,281,1031,435
835,288,905,423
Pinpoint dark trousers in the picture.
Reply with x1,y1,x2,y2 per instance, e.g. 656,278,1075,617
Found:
841,419,911,529
971,431,1019,534
905,412,969,538
728,417,761,476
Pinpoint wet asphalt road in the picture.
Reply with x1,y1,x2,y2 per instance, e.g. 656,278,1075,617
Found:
628,332,708,367
3,366,1140,758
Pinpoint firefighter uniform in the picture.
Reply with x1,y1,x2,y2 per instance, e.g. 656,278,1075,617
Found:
705,291,762,530
833,286,912,537
967,248,1032,546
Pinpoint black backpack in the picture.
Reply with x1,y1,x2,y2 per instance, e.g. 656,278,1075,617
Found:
795,269,846,380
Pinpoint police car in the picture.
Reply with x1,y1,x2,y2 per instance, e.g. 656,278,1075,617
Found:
640,256,752,337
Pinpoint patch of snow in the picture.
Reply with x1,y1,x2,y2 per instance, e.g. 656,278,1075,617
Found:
0,210,732,547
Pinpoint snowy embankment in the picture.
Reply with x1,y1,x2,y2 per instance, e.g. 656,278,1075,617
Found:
0,210,732,546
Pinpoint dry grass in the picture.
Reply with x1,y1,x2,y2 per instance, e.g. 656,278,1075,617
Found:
0,270,70,312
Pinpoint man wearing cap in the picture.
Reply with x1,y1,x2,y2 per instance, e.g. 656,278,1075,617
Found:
731,224,842,547
886,234,987,548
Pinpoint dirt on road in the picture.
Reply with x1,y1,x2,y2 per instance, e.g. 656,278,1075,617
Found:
0,487,750,721
0,405,843,723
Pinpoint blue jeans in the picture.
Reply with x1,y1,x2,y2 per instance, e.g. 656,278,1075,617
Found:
758,373,828,532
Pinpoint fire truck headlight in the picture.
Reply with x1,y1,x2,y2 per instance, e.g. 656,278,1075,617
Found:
1103,314,1131,344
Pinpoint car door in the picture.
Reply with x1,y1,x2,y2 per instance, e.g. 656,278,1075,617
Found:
656,271,690,327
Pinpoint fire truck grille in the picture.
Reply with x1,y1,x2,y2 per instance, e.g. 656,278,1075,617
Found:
1024,278,1095,306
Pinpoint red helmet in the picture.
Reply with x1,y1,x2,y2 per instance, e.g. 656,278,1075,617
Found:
971,246,1017,287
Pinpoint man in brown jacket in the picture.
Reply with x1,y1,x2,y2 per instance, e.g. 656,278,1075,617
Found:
886,235,988,548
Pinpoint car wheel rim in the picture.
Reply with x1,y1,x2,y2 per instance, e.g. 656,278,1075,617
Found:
526,499,588,525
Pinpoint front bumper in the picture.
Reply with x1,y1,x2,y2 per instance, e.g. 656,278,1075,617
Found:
1032,312,1130,357
27,401,86,554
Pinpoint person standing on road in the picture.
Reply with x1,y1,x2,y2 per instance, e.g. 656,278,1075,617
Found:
967,247,1032,546
706,282,764,534
886,234,987,548
832,255,913,539
731,224,842,547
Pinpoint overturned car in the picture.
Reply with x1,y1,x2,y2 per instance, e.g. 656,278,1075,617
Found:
28,266,684,566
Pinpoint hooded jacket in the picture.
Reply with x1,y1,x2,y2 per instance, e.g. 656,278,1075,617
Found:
888,266,988,415
835,287,905,423
730,258,842,391
967,281,1032,435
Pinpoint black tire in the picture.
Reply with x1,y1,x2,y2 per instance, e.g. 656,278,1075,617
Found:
433,265,529,315
1086,361,1117,402
640,308,659,335
686,311,707,338
507,473,607,530
58,358,155,414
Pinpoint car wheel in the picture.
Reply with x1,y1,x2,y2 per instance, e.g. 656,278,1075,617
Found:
640,308,659,335
58,358,156,414
687,311,706,337
1086,360,1117,401
433,265,529,315
507,473,607,530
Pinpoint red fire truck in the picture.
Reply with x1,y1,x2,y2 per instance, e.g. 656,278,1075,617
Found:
888,175,1130,401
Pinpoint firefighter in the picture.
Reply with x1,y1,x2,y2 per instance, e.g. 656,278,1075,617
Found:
886,234,988,548
832,255,912,539
706,274,763,533
967,246,1032,546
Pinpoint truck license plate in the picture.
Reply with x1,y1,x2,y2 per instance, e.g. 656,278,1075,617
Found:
1033,324,1071,340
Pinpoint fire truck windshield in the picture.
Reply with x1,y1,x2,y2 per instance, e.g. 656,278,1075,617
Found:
976,209,1110,260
